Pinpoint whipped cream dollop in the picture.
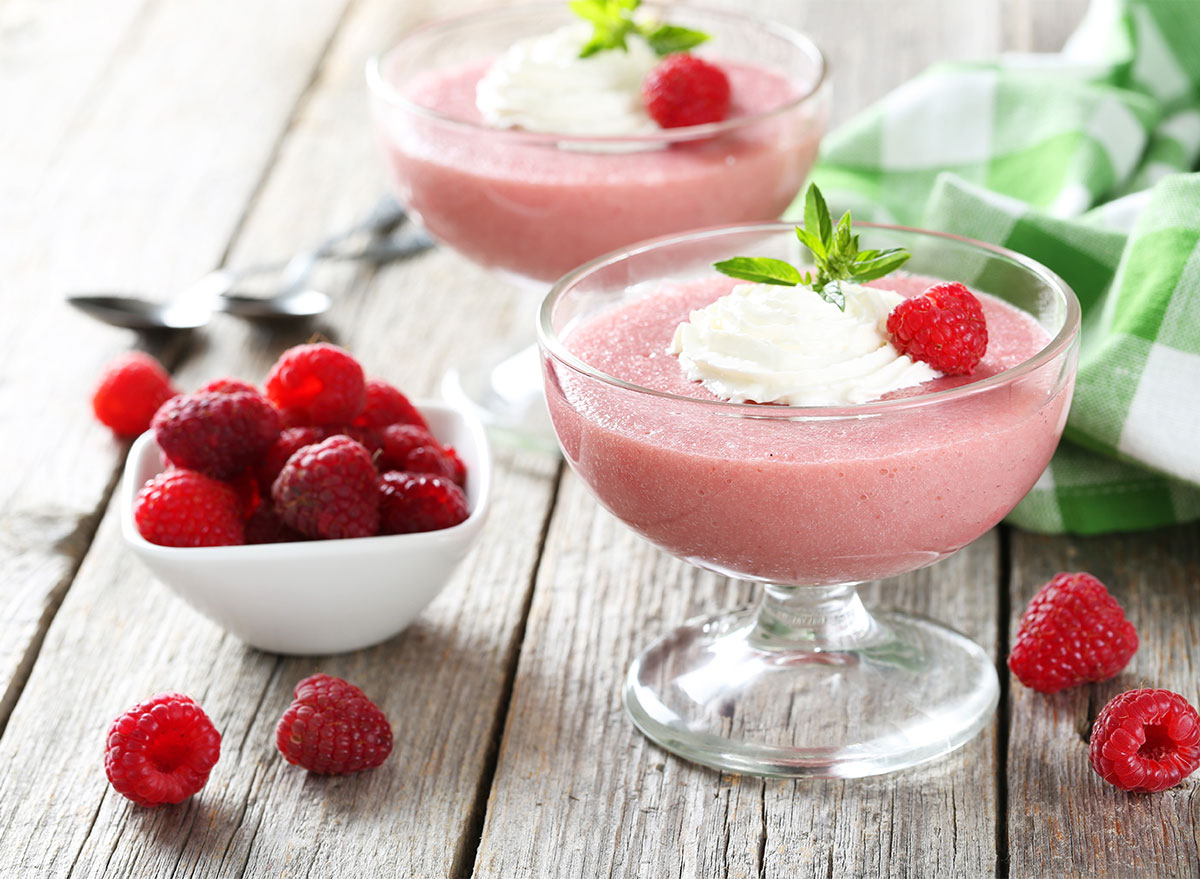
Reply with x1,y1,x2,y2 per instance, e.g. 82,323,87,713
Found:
475,24,660,136
669,281,940,406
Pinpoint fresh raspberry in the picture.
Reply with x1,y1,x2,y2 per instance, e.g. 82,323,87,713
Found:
198,377,260,396
1008,572,1138,693
886,282,989,375
134,470,245,547
351,379,428,430
378,471,469,534
341,424,384,457
275,674,392,775
379,423,439,471
244,505,305,544
442,446,468,489
642,53,731,129
92,352,178,438
404,445,458,481
255,426,328,493
1089,689,1200,792
228,467,262,519
272,435,380,539
152,390,281,480
264,343,366,426
105,693,221,807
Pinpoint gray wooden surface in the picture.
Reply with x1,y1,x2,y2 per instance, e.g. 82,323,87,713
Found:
3,0,1198,877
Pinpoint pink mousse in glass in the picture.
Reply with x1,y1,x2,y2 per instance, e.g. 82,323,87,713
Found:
367,4,829,285
538,221,1081,778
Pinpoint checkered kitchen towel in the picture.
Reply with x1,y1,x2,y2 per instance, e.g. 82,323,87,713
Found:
792,0,1200,534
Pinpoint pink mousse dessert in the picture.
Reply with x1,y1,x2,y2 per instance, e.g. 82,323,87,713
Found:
539,222,1080,586
367,4,829,283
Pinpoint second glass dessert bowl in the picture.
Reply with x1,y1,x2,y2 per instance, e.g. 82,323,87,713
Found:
367,3,829,448
538,222,1081,777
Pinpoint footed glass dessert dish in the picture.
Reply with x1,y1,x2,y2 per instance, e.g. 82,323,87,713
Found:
537,222,1080,777
367,3,828,448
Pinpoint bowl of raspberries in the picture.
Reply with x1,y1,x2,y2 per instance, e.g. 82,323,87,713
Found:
115,342,490,655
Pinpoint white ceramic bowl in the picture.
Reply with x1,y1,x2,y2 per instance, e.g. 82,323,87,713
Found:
120,400,491,655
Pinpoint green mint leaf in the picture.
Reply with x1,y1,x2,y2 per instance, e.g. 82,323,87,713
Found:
794,227,826,260
804,185,833,250
641,23,710,55
849,249,912,282
817,281,846,311
569,0,613,25
713,257,803,286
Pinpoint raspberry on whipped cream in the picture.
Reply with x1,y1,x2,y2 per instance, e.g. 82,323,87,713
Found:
668,281,939,406
476,24,661,136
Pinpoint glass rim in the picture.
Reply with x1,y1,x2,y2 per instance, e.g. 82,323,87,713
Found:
537,220,1082,418
364,1,828,146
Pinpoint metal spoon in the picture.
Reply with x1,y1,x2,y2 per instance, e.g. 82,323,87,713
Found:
66,197,430,330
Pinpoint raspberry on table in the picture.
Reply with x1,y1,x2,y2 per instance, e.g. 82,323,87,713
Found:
352,379,428,430
1089,688,1200,792
642,53,731,129
272,435,380,539
886,281,989,375
152,390,282,480
379,471,470,534
134,470,245,547
264,343,366,426
105,693,221,807
92,352,178,438
275,674,393,775
1008,572,1138,693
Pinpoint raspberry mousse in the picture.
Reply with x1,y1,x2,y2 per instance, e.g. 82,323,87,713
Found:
368,3,829,283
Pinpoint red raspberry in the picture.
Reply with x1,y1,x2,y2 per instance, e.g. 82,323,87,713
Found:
244,505,305,544
272,435,380,539
379,423,438,470
256,426,328,493
1089,689,1200,792
442,446,468,489
105,693,221,807
351,379,428,430
886,282,989,375
228,467,261,519
378,471,469,534
92,352,178,438
341,424,384,457
198,377,260,395
275,674,392,775
378,425,465,485
1008,572,1138,693
642,53,731,129
134,470,245,547
152,390,281,480
264,343,366,426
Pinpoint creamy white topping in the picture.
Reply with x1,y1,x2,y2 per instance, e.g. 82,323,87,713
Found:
669,281,940,406
475,24,660,136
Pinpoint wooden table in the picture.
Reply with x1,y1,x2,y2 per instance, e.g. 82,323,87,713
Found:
4,0,1198,876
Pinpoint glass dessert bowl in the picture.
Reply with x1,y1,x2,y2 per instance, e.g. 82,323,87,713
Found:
366,3,829,448
537,222,1081,777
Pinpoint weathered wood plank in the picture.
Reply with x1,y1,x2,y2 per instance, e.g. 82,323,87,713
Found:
1006,524,1200,879
0,0,353,730
475,472,1001,879
0,0,559,876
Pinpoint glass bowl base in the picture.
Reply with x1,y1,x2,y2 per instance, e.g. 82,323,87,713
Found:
441,341,559,453
624,607,998,778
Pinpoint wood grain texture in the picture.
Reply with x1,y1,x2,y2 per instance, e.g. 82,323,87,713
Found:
1006,524,1200,879
474,473,1002,879
0,0,351,733
0,0,555,877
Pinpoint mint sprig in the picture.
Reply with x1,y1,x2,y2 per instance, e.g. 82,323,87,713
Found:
569,0,709,58
713,184,911,311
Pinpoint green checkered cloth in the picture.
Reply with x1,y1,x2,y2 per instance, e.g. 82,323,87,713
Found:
791,0,1200,535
